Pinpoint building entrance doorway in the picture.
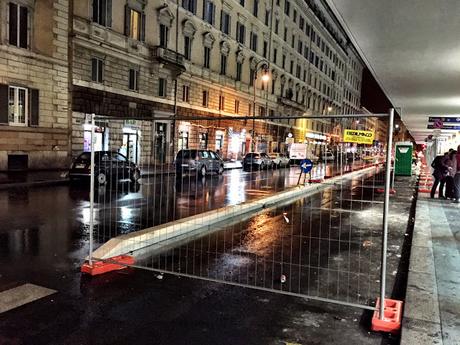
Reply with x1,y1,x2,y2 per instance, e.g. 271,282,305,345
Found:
155,122,167,163
122,132,138,164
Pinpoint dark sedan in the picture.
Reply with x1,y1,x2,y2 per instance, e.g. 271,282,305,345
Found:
69,151,141,185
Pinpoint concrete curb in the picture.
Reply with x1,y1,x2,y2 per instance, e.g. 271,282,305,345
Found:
92,165,380,260
400,195,443,345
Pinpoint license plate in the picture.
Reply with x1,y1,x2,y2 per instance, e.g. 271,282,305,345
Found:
76,164,86,168
181,164,189,167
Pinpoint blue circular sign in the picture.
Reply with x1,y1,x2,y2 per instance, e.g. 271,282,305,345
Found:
300,159,313,173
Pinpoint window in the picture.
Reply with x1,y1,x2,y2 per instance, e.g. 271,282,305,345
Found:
219,95,225,110
253,0,259,17
249,69,254,86
236,22,245,44
299,16,304,30
275,19,279,34
160,24,169,47
283,27,287,41
282,54,286,69
202,90,209,107
293,9,297,23
159,78,167,97
250,32,258,52
239,0,245,6
291,34,295,48
7,86,27,125
271,79,275,94
129,68,139,91
221,11,230,34
306,24,310,37
8,3,28,49
290,60,294,74
273,48,278,64
204,47,211,68
182,0,196,14
199,134,208,149
91,58,103,83
236,62,242,81
92,0,111,26
234,99,240,113
296,65,301,78
297,40,303,54
259,106,266,116
265,10,270,26
203,0,215,25
126,7,145,41
284,0,290,16
184,36,192,59
263,41,268,58
182,85,190,102
220,54,227,75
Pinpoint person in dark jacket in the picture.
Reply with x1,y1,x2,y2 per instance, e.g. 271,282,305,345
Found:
444,150,456,199
453,146,460,203
431,152,449,198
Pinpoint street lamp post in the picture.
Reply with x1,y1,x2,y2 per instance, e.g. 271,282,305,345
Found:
252,61,270,151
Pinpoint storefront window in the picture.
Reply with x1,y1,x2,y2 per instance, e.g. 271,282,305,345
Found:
199,133,208,149
178,131,189,150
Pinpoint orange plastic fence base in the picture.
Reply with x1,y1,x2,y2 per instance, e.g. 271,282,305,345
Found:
371,298,403,334
81,255,135,276
419,188,431,193
376,188,396,195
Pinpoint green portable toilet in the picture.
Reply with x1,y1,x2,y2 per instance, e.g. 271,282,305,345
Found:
395,142,413,176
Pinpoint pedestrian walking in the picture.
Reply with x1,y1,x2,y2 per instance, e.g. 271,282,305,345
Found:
444,150,456,199
430,152,449,198
453,146,460,203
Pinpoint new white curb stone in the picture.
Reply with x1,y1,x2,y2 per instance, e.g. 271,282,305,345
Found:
92,166,378,260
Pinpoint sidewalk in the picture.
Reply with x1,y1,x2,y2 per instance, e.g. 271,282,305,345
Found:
0,170,68,189
401,182,460,344
0,161,243,189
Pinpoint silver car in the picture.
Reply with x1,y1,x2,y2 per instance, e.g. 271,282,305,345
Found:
175,149,224,176
243,152,273,170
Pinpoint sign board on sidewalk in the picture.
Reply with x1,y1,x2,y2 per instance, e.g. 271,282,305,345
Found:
299,159,313,173
343,129,375,145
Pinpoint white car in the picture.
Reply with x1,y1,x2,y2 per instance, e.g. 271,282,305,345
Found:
269,153,290,168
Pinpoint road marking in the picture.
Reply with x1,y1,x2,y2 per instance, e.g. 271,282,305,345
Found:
0,283,56,314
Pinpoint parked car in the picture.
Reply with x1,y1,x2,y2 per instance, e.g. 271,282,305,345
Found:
320,151,335,162
175,149,224,176
269,153,290,168
69,151,140,185
243,152,273,170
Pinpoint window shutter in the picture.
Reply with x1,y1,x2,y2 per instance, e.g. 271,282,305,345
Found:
30,88,39,127
106,0,112,27
140,13,146,41
0,85,8,124
19,6,28,48
9,3,18,46
124,5,130,35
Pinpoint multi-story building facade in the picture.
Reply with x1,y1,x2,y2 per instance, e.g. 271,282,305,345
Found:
0,0,70,170
0,0,365,170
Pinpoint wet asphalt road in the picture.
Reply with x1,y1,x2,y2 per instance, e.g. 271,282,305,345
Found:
0,164,415,345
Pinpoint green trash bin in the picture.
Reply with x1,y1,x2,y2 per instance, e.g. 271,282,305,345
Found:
394,142,413,176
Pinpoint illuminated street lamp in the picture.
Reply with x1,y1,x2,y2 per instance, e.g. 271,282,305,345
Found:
252,61,270,151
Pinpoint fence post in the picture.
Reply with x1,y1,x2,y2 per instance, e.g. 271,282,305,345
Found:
379,108,394,319
89,113,95,265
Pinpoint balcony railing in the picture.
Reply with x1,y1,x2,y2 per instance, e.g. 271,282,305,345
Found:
153,47,186,73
